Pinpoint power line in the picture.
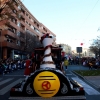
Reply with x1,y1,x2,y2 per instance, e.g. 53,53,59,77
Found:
83,0,99,24
76,0,99,34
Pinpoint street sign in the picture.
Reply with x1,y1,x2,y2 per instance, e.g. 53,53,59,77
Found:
76,47,82,53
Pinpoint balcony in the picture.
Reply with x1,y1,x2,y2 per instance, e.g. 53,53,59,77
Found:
2,41,18,49
20,12,25,18
2,41,24,50
2,30,16,39
0,20,7,26
20,20,25,25
8,20,18,29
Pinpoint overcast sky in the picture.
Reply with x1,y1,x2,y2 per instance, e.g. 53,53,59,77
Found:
22,0,100,50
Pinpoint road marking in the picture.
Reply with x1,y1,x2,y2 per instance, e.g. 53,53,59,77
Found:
0,78,13,86
0,78,22,95
4,75,25,77
72,77,100,95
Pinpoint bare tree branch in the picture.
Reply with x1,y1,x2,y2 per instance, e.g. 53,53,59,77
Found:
24,30,43,53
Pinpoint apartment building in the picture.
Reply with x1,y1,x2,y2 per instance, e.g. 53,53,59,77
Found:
0,0,56,59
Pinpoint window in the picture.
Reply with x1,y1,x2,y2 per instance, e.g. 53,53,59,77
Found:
26,21,28,25
12,9,17,13
13,0,18,6
11,18,17,24
34,21,36,24
6,35,13,43
29,23,31,27
37,24,39,28
26,13,28,16
13,18,16,23
18,5,21,10
16,40,20,46
31,19,33,22
34,28,40,34
17,32,20,37
20,32,25,38
18,14,21,19
8,27,16,33
29,16,31,19
13,28,16,33
21,8,25,14
31,25,35,30
43,27,47,32
17,22,20,27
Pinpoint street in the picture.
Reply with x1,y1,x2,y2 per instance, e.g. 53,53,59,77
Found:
0,65,100,100
0,69,25,100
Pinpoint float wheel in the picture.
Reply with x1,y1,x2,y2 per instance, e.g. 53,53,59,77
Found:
23,82,34,96
57,76,71,96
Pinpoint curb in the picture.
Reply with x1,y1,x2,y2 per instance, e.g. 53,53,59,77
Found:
72,71,100,89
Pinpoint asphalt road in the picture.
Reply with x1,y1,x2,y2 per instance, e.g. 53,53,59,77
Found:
0,65,100,100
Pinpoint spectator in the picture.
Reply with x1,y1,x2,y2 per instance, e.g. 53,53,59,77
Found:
24,56,32,76
62,57,69,71
0,61,5,75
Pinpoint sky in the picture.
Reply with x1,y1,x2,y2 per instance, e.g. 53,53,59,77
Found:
22,0,100,50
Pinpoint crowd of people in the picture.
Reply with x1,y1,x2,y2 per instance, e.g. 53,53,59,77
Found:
23,55,100,76
1,55,100,76
82,57,100,69
0,58,26,75
65,56,100,70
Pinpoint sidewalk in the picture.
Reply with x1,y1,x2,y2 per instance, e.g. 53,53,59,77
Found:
67,65,100,89
84,76,100,89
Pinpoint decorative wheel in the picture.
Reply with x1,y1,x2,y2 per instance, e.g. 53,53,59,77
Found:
26,83,33,95
23,82,34,96
61,83,68,94
33,71,60,98
55,72,71,96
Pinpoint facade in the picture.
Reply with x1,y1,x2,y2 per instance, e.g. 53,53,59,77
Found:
82,48,95,57
57,44,72,57
0,0,56,59
72,48,95,58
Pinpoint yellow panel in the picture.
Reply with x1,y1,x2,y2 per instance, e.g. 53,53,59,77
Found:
33,71,60,98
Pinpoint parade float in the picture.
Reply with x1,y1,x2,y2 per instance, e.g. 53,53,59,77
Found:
9,33,86,100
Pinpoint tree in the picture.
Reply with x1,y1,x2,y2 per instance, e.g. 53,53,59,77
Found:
24,30,42,53
89,46,98,57
89,28,100,57
89,38,100,57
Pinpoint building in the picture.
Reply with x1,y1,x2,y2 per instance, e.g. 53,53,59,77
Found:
72,47,95,58
57,44,72,57
82,48,95,57
0,0,56,59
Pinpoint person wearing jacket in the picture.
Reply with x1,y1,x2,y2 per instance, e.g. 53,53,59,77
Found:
62,57,69,70
24,56,32,76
